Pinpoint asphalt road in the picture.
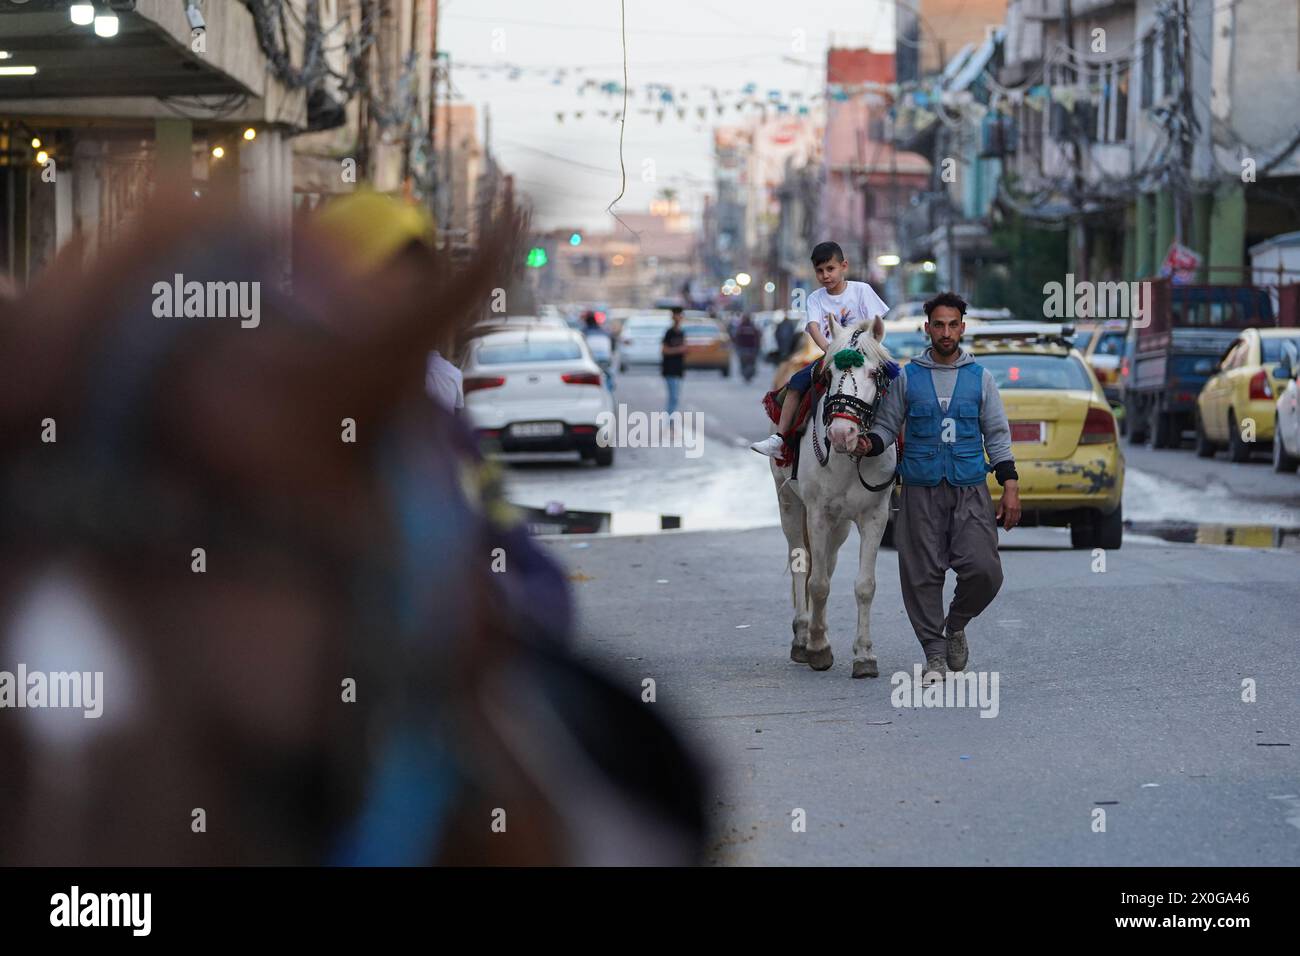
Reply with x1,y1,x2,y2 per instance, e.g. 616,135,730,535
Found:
539,520,1300,866
504,353,1300,865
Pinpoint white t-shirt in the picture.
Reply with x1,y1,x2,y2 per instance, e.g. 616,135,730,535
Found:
806,280,889,341
426,350,464,412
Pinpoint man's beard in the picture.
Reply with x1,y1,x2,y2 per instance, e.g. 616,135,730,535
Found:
932,338,959,356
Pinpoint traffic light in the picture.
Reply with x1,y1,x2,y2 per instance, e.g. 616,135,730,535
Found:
569,232,582,246
526,247,548,268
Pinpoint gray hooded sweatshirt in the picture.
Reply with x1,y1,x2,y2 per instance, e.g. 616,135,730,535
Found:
869,347,1015,469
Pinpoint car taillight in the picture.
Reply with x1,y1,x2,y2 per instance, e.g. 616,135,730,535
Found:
1079,406,1116,444
463,375,505,393
561,372,602,386
1119,357,1129,379
1249,369,1272,400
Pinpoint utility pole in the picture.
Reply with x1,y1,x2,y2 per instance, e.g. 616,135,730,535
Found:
1061,0,1087,282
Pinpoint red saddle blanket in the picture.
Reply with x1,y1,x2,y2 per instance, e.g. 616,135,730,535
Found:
761,371,829,469
761,366,875,470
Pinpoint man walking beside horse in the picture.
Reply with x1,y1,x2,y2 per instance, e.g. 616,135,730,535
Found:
861,292,1021,683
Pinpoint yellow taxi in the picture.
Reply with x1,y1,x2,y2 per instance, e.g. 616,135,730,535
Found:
966,326,1125,549
681,317,734,375
1071,319,1127,401
1194,327,1300,461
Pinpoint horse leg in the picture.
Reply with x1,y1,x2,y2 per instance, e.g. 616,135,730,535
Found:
775,469,810,662
851,496,891,678
805,511,849,671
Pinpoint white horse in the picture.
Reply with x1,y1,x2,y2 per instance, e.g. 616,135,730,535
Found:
772,317,898,678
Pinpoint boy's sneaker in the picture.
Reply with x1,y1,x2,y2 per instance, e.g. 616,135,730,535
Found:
750,434,786,457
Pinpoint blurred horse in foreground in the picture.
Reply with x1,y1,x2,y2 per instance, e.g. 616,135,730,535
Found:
0,190,708,865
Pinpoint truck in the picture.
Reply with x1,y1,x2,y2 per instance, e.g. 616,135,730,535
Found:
1123,279,1299,448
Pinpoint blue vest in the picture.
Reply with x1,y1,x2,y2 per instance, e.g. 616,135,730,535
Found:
898,362,991,487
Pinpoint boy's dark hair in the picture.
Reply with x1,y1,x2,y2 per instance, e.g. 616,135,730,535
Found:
670,306,684,317
923,291,968,318
810,241,844,267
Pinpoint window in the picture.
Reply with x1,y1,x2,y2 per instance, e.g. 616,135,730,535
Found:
477,340,583,364
1141,33,1155,107
1095,331,1126,356
886,331,931,360
1161,19,1178,99
1115,72,1128,141
979,354,1095,390
1261,337,1300,363
1073,330,1096,352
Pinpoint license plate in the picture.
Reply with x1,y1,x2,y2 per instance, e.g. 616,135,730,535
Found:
1010,421,1045,443
510,422,564,438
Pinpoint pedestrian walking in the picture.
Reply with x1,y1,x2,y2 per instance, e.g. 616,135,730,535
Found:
583,310,616,392
860,291,1022,683
662,306,688,417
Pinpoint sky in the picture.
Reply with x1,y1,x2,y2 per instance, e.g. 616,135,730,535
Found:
439,0,895,233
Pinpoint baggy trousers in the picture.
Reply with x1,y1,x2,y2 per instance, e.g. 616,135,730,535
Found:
896,480,1004,660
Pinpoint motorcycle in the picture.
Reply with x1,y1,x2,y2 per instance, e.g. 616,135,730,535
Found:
737,345,759,382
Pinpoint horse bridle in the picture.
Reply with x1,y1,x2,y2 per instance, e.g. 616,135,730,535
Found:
811,328,897,492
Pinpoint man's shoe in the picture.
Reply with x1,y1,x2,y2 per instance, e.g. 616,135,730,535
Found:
945,624,968,671
750,434,786,457
922,656,948,685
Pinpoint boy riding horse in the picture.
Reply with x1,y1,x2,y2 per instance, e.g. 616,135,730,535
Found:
752,241,889,468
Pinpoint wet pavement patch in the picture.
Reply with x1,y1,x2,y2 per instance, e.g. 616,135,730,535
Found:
1127,520,1300,550
518,504,683,535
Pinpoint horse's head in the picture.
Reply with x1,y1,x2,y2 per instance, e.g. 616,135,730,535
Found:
824,316,892,455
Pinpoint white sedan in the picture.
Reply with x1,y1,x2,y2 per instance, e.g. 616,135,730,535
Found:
462,327,616,466
1274,341,1300,473
618,313,673,371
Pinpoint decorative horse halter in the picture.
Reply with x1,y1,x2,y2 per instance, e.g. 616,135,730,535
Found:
811,327,897,492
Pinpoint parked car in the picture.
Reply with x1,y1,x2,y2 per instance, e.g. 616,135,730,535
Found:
468,313,568,340
682,318,733,375
1273,341,1300,472
1195,326,1300,460
462,327,616,466
1127,281,1285,449
881,315,988,365
881,324,1122,549
618,313,674,371
967,326,1124,549
1078,319,1127,402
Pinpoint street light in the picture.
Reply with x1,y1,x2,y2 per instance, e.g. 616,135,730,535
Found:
877,254,901,267
736,272,752,286
764,281,776,293
921,261,936,273
35,150,49,166
211,146,225,160
94,14,120,38
30,137,41,149
69,4,95,27
243,128,257,142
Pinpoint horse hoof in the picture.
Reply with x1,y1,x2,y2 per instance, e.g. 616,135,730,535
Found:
790,645,809,664
852,658,879,679
806,646,833,671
